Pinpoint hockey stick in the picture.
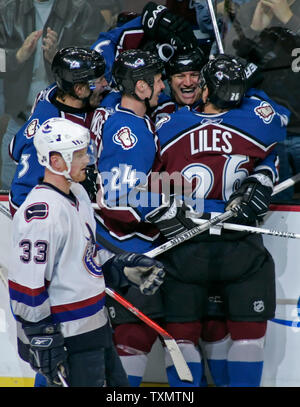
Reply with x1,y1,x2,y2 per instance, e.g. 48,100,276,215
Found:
144,173,300,258
206,0,224,54
105,287,193,383
145,209,234,258
191,218,300,240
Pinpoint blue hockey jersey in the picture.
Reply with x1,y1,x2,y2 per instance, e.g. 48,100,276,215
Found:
9,85,95,213
154,92,290,214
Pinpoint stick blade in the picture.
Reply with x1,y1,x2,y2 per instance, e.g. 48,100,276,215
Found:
164,338,193,383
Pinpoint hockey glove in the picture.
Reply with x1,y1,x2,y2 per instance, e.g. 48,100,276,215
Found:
80,164,98,202
145,197,195,240
226,172,273,225
110,252,165,295
23,322,68,386
141,2,198,51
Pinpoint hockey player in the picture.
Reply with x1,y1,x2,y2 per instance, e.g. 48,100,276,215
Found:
151,46,207,119
9,46,108,217
90,49,167,387
146,54,290,387
8,117,165,387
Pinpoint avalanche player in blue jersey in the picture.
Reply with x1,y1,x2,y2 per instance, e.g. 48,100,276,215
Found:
9,47,108,216
146,54,290,387
90,49,168,387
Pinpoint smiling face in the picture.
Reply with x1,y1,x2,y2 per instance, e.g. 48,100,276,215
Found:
170,71,201,106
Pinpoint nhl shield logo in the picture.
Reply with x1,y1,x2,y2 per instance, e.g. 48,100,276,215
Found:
113,127,137,150
253,300,265,313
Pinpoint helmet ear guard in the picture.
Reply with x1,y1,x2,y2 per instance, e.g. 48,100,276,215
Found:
33,117,90,180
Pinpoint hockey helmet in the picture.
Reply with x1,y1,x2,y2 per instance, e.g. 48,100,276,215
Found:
51,47,106,93
199,54,246,109
166,47,207,78
112,49,165,99
34,117,90,179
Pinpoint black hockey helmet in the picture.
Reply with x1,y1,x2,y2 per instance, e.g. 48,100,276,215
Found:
166,47,207,78
199,54,246,109
51,47,106,93
112,49,165,100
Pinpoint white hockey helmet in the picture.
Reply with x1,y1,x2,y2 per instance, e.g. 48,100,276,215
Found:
33,117,90,179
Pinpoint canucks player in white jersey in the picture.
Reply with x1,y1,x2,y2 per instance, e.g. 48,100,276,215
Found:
146,54,290,387
8,118,165,387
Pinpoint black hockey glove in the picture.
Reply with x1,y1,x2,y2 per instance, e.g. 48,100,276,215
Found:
23,322,68,386
141,2,198,51
80,164,98,202
145,197,195,240
108,253,165,295
226,172,273,225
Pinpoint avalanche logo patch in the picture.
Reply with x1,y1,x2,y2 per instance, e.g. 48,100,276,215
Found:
113,127,137,150
155,114,170,130
25,119,39,139
254,101,275,124
24,202,49,222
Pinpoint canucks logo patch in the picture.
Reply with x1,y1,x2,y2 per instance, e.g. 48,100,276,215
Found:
83,223,103,277
112,126,137,150
24,202,49,222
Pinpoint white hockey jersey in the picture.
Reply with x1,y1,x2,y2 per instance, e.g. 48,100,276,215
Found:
9,182,108,339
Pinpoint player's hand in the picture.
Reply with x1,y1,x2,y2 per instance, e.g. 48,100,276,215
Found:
23,322,68,386
16,30,43,64
226,172,273,224
111,253,165,295
141,1,198,51
146,196,195,240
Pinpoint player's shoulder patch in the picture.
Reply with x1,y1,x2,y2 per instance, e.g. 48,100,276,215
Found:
25,119,39,139
24,202,49,222
155,113,171,130
112,126,137,150
254,101,275,124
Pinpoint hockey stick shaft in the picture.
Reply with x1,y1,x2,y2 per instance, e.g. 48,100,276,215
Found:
145,209,234,258
191,218,300,240
206,0,224,53
105,287,193,383
144,173,300,258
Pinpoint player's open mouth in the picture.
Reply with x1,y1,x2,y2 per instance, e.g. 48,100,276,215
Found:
181,88,196,94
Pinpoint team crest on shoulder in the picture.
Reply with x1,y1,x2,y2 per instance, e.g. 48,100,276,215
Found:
254,101,275,124
25,119,39,139
113,126,137,150
24,202,49,222
155,114,170,130
83,223,103,277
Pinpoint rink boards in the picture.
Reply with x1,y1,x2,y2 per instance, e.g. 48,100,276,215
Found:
0,194,300,387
